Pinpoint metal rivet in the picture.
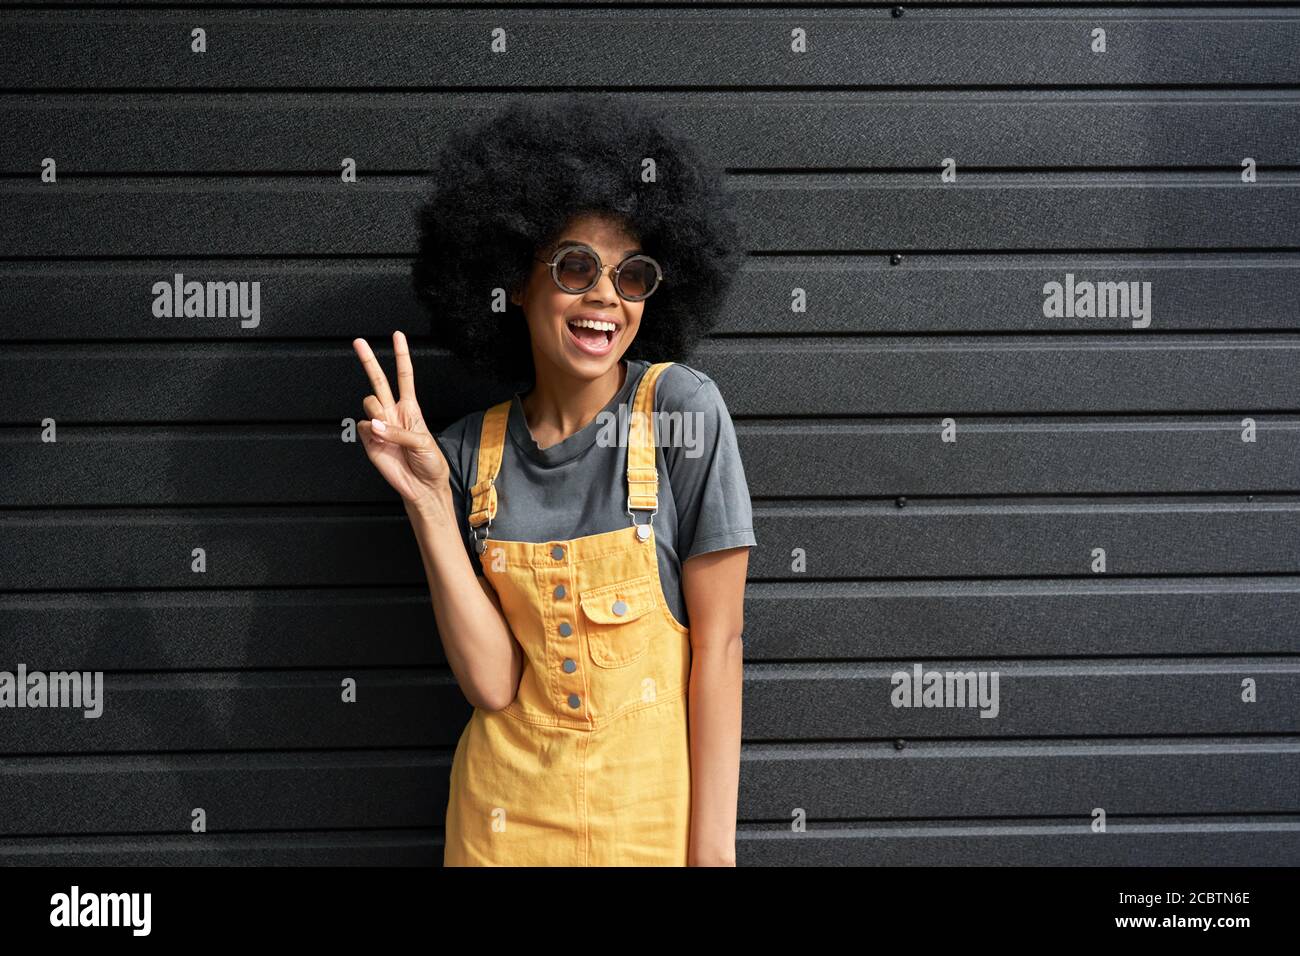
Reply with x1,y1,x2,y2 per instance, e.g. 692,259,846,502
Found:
558,622,572,637
550,545,565,560
562,659,577,673
554,584,566,599
612,599,628,616
636,524,651,541
567,694,581,708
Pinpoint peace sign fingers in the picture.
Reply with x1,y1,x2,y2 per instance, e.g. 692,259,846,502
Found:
352,337,397,412
392,330,417,406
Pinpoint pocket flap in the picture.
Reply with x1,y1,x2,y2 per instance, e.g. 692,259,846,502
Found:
579,575,659,625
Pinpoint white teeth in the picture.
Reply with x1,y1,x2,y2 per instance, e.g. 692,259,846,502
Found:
569,318,616,332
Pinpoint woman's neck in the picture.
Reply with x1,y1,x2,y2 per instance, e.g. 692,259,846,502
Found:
520,360,627,451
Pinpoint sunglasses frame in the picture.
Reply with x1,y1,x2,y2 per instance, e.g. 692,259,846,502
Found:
534,242,664,302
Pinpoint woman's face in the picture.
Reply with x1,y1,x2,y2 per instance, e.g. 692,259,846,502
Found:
511,213,647,383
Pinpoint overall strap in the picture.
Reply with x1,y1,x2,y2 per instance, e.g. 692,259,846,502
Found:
467,361,675,539
627,362,675,516
468,400,510,529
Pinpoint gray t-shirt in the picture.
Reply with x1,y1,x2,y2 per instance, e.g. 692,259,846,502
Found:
435,358,757,629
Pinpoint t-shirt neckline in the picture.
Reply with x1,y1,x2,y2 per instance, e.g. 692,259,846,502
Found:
507,359,648,466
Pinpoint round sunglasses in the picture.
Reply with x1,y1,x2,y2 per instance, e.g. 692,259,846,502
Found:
534,243,664,302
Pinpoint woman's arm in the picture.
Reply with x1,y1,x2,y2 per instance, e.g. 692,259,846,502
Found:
682,545,750,867
352,332,521,712
403,492,522,712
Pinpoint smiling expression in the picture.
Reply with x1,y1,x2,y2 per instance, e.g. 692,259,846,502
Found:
510,212,648,382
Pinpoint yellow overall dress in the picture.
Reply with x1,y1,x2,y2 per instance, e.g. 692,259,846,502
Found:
443,361,693,866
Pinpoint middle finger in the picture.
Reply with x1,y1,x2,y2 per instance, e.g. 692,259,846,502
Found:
393,330,416,405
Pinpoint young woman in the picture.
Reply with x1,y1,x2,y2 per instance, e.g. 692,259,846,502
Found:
351,94,755,866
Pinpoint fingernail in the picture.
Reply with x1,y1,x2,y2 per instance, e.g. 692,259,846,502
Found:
371,418,387,432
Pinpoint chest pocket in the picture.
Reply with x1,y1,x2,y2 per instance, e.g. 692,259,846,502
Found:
579,574,661,668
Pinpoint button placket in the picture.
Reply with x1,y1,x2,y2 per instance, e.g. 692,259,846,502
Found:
550,542,573,640
548,542,582,715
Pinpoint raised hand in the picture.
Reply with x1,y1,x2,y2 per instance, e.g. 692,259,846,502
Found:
352,330,451,508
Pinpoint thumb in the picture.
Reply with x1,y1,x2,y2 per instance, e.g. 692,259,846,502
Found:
363,418,437,452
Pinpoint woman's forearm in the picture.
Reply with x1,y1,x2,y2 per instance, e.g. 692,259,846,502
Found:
686,631,744,866
404,486,520,710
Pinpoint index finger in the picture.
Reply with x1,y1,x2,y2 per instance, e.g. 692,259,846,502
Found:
352,337,396,410
393,330,416,404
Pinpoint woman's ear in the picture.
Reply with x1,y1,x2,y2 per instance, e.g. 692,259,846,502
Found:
509,268,536,310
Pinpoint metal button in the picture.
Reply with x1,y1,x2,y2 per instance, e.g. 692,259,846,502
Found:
562,659,577,673
612,599,628,616
636,525,651,541
567,694,581,708
558,622,572,637
550,545,565,560
554,584,566,599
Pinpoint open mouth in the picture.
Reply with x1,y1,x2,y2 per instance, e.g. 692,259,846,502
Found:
565,318,618,356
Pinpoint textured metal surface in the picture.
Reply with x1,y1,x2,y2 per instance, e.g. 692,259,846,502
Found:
6,178,1300,255
4,10,1300,87
5,93,1300,174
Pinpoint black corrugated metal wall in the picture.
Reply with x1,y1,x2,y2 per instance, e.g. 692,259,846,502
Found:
2,2,1298,865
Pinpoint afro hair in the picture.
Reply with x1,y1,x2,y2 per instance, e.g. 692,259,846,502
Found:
410,93,743,385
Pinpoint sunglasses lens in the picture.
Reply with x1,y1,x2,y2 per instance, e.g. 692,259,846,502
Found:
555,249,598,292
617,258,659,300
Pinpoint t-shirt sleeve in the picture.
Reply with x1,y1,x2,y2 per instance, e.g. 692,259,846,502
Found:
659,373,758,561
435,418,485,577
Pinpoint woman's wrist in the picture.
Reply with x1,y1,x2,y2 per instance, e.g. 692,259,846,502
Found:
402,482,456,527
